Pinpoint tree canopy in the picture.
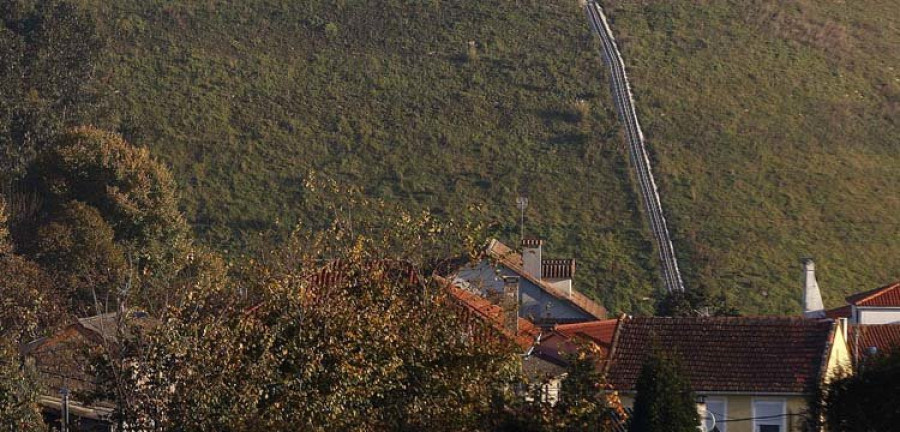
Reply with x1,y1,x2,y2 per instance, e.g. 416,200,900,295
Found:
655,286,739,318
628,349,699,432
0,342,44,431
9,127,192,311
0,0,104,177
33,200,126,313
822,349,900,431
0,196,10,255
76,181,522,431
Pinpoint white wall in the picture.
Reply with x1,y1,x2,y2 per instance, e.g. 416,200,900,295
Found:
858,308,900,324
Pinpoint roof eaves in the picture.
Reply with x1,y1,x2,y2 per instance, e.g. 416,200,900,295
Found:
846,282,900,306
816,320,838,391
437,274,539,352
603,314,628,375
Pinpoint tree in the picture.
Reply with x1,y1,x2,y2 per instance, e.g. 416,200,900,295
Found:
33,200,127,314
0,195,11,255
0,342,44,431
1,194,62,344
822,349,900,431
110,250,518,431
0,253,58,343
629,349,698,432
0,197,56,429
0,0,104,178
656,286,738,317
553,347,620,431
88,182,520,431
493,344,622,432
16,127,191,309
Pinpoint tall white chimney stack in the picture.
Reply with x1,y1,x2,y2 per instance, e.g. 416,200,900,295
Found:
521,238,543,280
802,258,825,318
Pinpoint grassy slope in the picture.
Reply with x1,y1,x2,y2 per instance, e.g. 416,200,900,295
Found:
83,0,659,314
605,0,900,313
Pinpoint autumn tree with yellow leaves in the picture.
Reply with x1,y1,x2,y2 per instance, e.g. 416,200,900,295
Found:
89,178,522,431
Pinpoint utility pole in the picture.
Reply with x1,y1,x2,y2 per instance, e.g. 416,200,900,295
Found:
60,387,70,432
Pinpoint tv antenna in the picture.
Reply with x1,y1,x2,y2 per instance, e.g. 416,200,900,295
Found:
516,196,528,242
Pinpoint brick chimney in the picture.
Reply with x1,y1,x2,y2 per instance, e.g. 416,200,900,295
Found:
802,258,825,318
501,276,520,334
521,238,543,280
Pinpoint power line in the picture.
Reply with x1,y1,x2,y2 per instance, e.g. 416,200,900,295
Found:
717,412,806,423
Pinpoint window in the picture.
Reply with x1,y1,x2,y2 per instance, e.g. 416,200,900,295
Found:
752,399,786,432
704,397,727,432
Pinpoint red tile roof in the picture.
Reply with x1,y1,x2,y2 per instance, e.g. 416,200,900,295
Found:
305,259,421,288
851,324,900,359
486,239,606,320
845,281,900,307
605,317,836,394
436,275,541,351
555,319,619,350
534,319,621,366
825,305,852,319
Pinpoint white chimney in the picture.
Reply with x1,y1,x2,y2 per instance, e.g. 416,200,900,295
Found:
802,258,825,318
522,238,543,280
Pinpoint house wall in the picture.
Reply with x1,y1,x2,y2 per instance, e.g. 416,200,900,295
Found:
856,308,900,324
619,394,809,432
544,278,572,297
454,260,591,322
824,320,853,381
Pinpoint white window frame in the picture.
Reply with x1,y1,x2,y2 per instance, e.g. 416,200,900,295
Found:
704,397,727,432
752,398,787,432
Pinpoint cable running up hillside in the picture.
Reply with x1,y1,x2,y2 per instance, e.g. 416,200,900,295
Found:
584,1,685,293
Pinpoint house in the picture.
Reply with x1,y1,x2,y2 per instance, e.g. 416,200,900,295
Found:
802,260,900,363
436,275,578,404
603,316,851,432
437,275,542,352
451,238,606,324
849,323,900,363
533,318,620,367
21,311,154,432
821,279,900,325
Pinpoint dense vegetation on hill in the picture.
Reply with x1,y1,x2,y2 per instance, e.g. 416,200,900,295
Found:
604,0,900,313
77,0,659,314
57,0,900,314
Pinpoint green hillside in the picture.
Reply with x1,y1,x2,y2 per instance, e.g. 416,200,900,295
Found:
81,0,659,314
604,0,900,313
78,0,900,315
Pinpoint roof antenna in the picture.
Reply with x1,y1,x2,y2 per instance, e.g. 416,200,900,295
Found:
516,195,528,243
